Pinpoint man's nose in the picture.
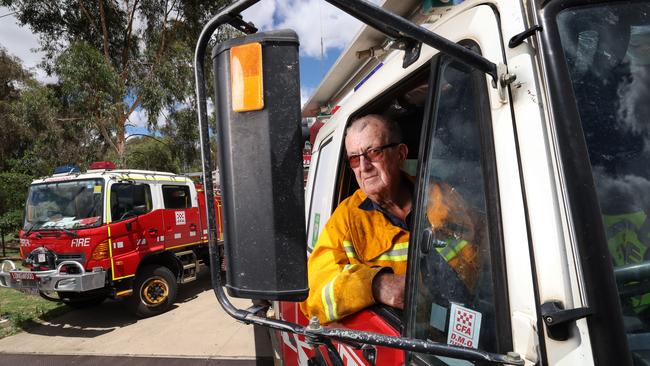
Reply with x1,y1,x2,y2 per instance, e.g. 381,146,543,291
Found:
359,155,373,170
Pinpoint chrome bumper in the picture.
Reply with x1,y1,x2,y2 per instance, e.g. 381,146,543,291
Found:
0,260,106,292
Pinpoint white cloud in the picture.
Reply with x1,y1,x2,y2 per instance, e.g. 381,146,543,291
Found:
278,0,365,58
241,1,277,31
301,86,314,107
242,0,366,59
0,8,55,83
127,108,149,129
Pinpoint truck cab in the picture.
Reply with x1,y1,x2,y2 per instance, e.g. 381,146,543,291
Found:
192,0,650,364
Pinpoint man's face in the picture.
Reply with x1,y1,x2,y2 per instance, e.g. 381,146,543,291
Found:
345,120,406,200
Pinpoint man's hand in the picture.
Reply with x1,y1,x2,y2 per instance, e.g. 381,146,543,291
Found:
372,272,406,309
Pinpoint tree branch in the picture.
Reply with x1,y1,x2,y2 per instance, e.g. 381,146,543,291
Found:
121,93,143,129
77,1,98,34
98,0,111,64
120,0,139,82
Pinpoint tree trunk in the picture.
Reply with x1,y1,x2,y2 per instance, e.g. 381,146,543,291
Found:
1,228,5,257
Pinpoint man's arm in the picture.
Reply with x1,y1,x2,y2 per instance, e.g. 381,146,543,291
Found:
300,219,386,324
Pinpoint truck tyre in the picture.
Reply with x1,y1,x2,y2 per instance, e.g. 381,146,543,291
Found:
58,291,107,308
129,265,177,317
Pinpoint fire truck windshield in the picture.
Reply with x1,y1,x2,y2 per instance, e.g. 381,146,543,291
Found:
24,178,104,231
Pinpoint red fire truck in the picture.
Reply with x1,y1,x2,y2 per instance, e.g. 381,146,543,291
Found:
0,161,222,317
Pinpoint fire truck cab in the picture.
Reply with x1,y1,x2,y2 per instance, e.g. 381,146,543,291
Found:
0,163,216,317
192,0,650,364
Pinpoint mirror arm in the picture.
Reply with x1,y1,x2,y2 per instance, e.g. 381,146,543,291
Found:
194,1,520,365
324,0,498,83
194,0,262,319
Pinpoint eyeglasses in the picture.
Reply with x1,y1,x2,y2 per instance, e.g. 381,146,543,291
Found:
347,143,400,168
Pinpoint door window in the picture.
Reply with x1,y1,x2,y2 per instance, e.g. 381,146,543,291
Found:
407,53,508,364
162,185,192,209
110,183,152,222
307,136,337,252
557,4,650,362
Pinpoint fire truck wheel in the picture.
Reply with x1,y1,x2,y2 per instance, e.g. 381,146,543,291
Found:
129,265,178,317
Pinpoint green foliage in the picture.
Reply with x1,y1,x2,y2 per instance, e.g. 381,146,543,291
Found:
0,172,32,236
0,46,30,102
0,172,32,215
55,41,124,112
2,0,233,167
0,210,23,233
123,136,179,173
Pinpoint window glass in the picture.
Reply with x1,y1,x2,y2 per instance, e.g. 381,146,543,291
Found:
110,183,152,221
557,4,650,363
307,137,336,252
162,185,191,209
410,57,501,364
25,179,104,229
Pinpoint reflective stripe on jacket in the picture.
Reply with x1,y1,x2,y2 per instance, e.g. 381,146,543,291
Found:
300,188,409,324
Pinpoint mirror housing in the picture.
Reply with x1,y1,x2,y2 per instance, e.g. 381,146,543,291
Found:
211,29,308,301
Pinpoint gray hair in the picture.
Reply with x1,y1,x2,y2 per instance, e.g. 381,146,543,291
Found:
346,114,402,143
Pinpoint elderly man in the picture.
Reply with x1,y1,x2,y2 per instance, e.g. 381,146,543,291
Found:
300,114,412,324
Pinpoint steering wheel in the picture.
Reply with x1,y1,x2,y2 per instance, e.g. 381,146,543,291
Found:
119,211,137,221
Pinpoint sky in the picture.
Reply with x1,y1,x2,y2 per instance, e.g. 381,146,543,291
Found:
0,1,370,134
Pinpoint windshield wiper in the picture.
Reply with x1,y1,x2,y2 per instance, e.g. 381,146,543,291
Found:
41,227,79,237
23,221,45,237
57,228,79,237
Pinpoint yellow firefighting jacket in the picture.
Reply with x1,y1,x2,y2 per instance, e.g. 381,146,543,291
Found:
300,188,409,324
300,181,479,324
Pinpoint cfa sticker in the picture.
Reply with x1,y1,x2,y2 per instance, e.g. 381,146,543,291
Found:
175,211,186,225
447,303,482,349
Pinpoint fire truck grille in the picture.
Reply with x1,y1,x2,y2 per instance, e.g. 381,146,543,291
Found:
56,253,86,266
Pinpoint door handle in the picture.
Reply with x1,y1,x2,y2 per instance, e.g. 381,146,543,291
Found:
541,301,593,341
147,228,158,237
190,223,197,231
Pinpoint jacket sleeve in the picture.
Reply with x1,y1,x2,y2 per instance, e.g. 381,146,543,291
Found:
300,208,385,324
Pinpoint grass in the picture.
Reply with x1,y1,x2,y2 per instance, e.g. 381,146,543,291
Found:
0,288,70,339
0,242,70,339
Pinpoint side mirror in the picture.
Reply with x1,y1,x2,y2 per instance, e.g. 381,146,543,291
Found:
211,29,308,301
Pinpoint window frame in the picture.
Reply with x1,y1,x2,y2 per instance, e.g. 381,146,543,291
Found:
403,43,512,365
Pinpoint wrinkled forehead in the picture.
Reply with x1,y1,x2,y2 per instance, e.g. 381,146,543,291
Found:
345,120,389,149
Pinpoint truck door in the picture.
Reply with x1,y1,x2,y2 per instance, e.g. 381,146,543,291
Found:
161,184,201,249
108,181,159,279
539,2,650,363
402,5,538,365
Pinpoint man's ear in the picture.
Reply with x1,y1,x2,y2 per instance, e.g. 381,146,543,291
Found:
398,143,408,161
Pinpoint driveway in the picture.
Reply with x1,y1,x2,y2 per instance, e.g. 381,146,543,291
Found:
0,267,273,362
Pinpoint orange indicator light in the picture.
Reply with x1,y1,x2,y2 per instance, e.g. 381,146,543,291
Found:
230,42,264,112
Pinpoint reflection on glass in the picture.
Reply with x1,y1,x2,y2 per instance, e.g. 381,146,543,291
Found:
24,179,104,230
557,3,650,363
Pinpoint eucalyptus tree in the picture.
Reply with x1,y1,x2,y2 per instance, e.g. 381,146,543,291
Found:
2,0,233,166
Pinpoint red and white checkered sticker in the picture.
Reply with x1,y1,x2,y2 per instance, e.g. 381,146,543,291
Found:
447,303,482,349
175,211,186,225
